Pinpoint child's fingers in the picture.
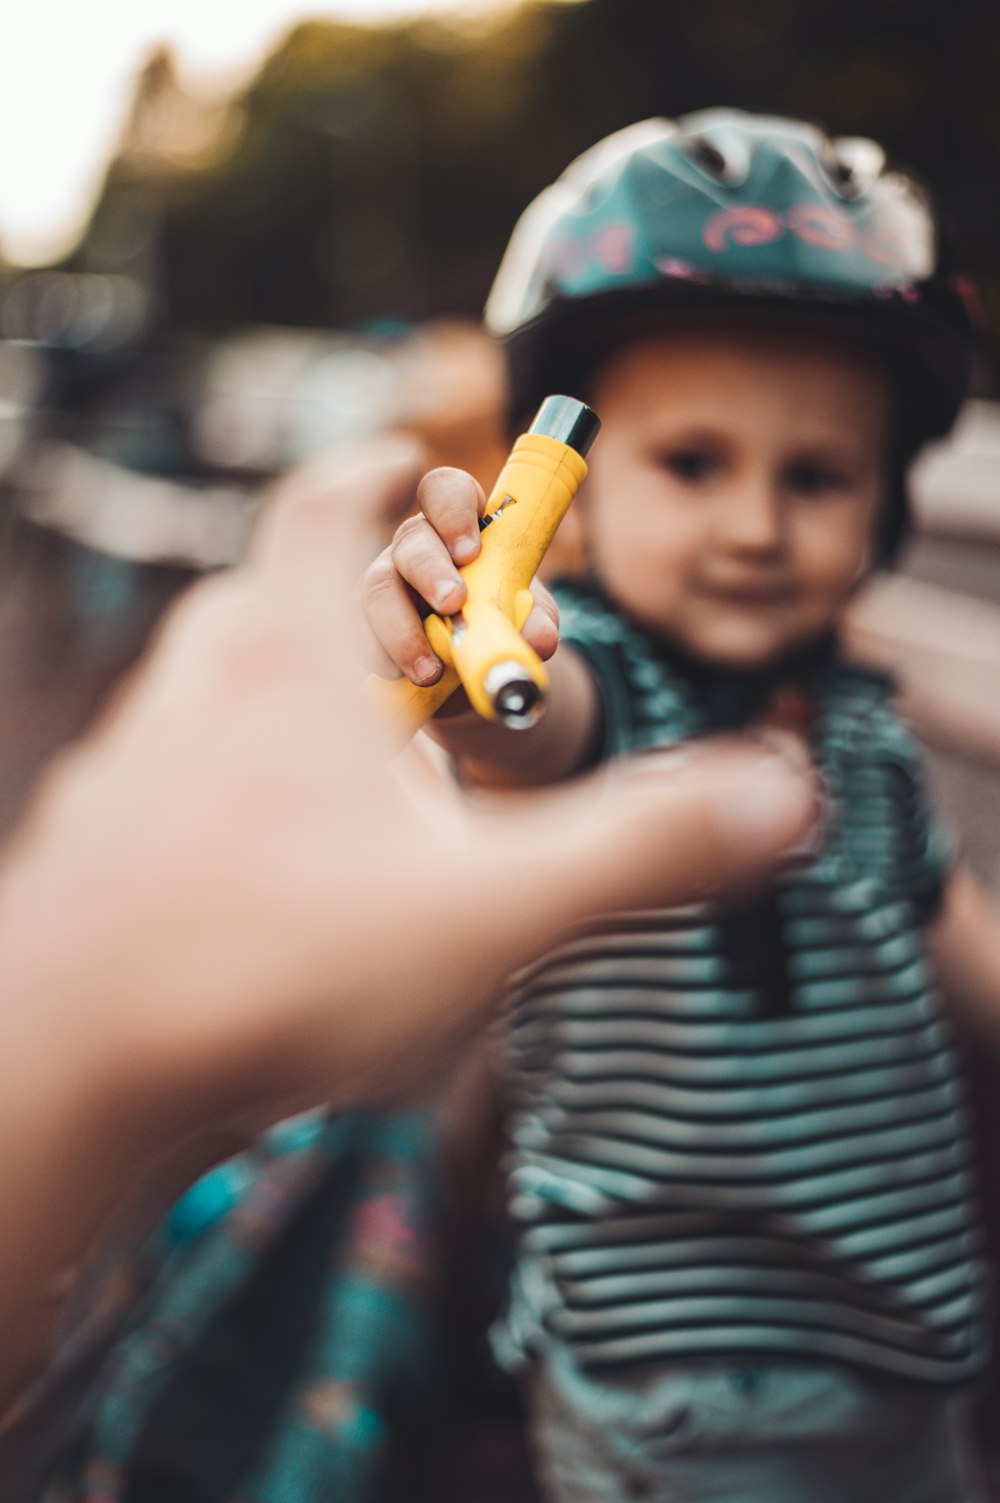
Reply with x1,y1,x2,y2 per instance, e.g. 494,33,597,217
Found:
520,580,560,662
365,469,486,672
361,549,446,686
415,467,486,566
389,513,470,619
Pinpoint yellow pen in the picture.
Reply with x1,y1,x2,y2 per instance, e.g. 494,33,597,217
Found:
367,394,600,743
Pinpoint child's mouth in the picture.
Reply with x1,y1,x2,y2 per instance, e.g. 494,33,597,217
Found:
700,582,793,607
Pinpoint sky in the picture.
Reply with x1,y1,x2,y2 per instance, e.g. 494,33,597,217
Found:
1,0,520,267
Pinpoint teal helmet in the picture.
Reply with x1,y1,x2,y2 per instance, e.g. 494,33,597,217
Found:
486,109,980,558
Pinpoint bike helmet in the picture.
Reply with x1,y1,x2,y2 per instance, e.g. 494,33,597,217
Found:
485,109,980,560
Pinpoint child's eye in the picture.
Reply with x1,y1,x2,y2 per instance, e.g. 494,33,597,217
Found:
784,461,850,497
659,448,722,484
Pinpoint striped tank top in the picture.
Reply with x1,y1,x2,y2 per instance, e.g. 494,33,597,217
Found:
497,582,990,1383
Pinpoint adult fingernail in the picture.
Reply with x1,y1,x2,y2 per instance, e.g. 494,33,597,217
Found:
715,760,818,850
747,727,813,778
453,534,480,564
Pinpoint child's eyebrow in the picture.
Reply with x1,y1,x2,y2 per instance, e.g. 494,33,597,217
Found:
641,419,886,469
645,424,732,447
783,435,883,468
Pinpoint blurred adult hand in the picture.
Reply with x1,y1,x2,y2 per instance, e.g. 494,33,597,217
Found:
0,437,815,1402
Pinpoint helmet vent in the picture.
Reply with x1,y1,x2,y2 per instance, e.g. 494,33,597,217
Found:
687,136,726,175
680,133,733,183
680,127,752,186
826,136,888,198
820,139,861,199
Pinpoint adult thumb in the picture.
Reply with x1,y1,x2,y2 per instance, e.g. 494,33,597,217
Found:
466,741,818,978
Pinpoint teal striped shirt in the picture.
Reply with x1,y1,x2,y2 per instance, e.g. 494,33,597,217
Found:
498,582,990,1383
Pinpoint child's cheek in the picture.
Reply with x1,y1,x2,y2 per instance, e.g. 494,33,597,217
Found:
798,511,874,596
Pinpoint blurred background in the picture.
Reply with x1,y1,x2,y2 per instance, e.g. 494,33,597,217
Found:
3,0,998,837
0,2,992,775
1,0,999,1483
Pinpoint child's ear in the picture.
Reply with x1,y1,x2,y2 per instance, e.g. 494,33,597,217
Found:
539,502,588,581
848,543,875,591
852,488,891,587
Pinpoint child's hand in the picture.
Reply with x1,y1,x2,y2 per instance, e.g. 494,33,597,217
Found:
360,466,560,691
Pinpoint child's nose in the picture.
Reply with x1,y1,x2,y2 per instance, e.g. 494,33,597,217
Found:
716,476,785,555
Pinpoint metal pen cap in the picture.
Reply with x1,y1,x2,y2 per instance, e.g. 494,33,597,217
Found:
527,395,601,459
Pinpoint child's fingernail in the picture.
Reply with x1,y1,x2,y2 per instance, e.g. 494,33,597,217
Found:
413,655,442,684
453,533,480,564
435,578,463,610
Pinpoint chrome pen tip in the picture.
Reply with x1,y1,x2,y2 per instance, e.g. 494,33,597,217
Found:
483,660,546,728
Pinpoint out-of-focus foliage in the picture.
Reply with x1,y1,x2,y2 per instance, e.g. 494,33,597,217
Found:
9,0,1000,381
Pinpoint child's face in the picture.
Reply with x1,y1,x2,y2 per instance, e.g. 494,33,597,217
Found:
581,326,891,669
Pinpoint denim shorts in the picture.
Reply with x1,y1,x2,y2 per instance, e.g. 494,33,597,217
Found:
526,1347,990,1503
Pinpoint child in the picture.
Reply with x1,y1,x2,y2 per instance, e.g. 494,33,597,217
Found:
363,110,1000,1500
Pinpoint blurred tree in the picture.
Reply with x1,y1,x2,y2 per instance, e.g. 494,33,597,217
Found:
10,0,999,382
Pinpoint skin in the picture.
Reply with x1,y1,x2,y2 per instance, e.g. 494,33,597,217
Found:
363,326,891,782
578,329,888,668
362,322,1000,1122
0,439,822,1409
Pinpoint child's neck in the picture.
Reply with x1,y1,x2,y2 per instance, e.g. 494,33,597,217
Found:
652,624,837,690
580,573,838,731
650,628,835,735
